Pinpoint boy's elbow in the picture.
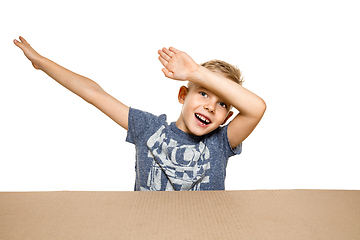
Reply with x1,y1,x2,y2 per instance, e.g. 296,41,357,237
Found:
82,83,105,105
261,99,267,113
256,98,267,118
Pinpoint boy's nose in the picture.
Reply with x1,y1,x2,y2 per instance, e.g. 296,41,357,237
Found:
204,103,215,113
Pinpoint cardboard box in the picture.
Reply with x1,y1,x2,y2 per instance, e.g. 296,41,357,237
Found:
1,190,359,239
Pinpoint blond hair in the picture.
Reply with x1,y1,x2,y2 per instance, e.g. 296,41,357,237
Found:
201,59,244,85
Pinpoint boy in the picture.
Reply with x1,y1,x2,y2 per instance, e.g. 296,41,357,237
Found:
14,36,266,191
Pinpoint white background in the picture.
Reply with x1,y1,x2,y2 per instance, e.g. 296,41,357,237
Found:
1,0,359,191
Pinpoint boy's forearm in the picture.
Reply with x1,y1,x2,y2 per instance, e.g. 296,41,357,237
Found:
190,67,266,118
38,57,103,103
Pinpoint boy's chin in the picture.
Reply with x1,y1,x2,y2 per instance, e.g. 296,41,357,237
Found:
188,124,218,136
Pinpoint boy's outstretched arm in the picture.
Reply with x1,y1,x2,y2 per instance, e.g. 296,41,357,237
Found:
14,37,129,130
158,47,266,148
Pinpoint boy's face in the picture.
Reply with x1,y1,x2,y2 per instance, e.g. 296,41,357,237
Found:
176,84,233,136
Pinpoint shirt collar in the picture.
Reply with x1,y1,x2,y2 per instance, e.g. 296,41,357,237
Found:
170,122,203,143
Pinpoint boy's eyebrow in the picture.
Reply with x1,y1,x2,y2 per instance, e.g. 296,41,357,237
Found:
196,86,211,92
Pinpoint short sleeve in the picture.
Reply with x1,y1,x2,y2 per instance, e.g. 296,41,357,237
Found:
232,142,242,155
225,124,242,156
126,107,167,145
211,124,242,159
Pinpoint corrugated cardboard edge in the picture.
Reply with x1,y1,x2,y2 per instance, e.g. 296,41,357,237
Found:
1,190,359,239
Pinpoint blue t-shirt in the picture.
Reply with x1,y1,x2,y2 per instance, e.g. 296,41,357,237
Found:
126,108,242,191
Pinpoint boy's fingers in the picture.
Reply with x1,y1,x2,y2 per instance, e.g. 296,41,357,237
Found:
19,36,25,44
169,47,180,54
158,49,171,61
19,36,28,44
162,47,175,57
158,56,168,67
14,39,23,49
18,36,31,47
14,36,30,49
162,68,174,79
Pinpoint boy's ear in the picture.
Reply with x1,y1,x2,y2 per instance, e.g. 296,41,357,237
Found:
178,86,188,104
222,111,234,125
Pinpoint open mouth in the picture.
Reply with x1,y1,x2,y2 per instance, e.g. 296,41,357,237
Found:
195,113,211,125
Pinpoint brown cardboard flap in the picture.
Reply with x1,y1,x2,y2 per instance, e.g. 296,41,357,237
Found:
1,190,359,239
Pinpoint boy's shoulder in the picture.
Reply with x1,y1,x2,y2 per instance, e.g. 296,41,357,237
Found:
126,107,168,144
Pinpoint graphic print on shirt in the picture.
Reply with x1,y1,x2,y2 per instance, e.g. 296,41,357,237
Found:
144,125,211,191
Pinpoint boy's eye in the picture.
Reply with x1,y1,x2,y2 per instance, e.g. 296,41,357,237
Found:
200,92,208,97
219,102,227,108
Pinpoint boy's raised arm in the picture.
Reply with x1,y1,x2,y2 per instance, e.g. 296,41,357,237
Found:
158,47,266,148
14,37,129,130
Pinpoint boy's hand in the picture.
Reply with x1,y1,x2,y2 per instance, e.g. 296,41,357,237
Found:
158,47,199,81
14,36,43,70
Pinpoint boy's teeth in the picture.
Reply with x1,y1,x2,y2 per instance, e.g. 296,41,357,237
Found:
196,114,210,123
